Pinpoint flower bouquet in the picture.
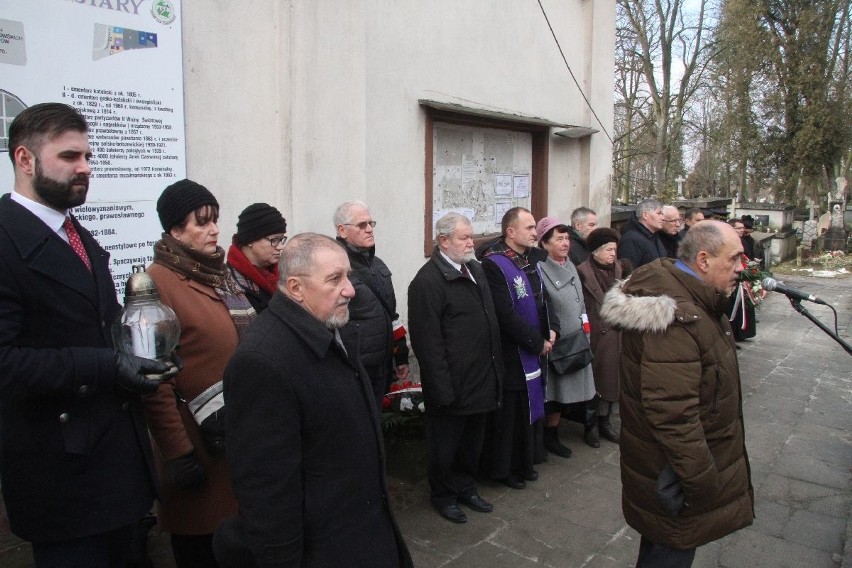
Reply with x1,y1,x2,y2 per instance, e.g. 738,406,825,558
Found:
381,380,426,435
738,258,772,308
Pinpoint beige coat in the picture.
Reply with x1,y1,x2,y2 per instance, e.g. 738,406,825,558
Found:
144,263,241,535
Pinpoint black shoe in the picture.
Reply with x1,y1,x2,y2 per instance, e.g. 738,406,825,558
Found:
497,475,526,490
599,419,620,444
459,493,493,513
523,470,539,482
434,503,467,524
584,425,600,448
544,426,573,458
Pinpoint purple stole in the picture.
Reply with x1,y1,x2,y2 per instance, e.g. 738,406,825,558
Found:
487,253,545,424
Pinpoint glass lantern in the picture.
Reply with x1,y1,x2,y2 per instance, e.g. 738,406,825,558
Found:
112,265,180,364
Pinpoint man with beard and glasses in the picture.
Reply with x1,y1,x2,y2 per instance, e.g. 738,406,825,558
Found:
216,233,412,568
408,213,503,524
0,103,169,567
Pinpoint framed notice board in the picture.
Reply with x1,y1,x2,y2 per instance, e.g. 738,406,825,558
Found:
422,106,549,256
432,123,533,236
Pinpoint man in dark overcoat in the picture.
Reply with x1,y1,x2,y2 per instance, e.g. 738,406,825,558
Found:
220,233,412,568
618,198,667,269
408,213,503,524
334,200,410,409
0,103,167,566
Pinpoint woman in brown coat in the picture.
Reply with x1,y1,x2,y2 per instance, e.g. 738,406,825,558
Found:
145,179,256,568
576,228,631,443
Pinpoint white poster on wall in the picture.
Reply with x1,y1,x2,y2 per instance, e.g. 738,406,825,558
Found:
0,0,185,299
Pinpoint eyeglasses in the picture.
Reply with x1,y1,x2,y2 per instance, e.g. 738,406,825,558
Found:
265,235,288,246
663,218,682,224
343,220,377,230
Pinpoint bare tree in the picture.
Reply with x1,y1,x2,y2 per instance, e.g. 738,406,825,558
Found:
616,0,717,196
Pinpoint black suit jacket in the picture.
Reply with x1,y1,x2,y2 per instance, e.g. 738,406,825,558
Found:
223,292,412,568
0,194,156,542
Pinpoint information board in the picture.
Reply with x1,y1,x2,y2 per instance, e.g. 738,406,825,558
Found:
432,122,532,235
0,0,185,298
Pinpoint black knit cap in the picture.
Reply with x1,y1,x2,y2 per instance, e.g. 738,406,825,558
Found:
235,203,288,246
156,179,219,232
586,227,620,253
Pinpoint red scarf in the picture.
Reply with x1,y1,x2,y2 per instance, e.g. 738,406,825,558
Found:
226,243,279,295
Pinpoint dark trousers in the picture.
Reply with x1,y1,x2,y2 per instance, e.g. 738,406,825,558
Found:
32,524,135,568
171,533,219,568
425,412,487,507
488,390,536,479
636,535,696,568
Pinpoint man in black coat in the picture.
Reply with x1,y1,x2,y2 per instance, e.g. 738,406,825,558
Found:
618,198,667,268
479,207,556,490
334,200,409,408
220,233,412,568
0,103,167,566
568,206,598,266
659,205,683,258
408,213,503,524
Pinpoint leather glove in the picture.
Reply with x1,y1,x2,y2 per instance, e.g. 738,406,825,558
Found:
166,452,208,490
115,352,169,394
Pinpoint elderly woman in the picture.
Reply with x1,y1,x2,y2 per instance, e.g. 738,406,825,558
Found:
576,228,631,444
144,179,256,568
226,203,288,313
536,216,596,456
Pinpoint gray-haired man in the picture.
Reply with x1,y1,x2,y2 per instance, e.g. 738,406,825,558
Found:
408,213,503,524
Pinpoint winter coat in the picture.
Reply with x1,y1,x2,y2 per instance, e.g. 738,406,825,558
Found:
568,228,591,266
617,215,666,269
337,239,408,378
0,195,156,542
576,258,625,402
144,263,241,535
538,257,595,404
408,250,503,415
223,293,413,568
600,258,754,549
659,230,680,259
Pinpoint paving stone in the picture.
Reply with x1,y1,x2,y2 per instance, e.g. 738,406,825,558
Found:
720,529,840,568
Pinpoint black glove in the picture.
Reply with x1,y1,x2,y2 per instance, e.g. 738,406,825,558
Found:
115,352,169,394
167,452,208,490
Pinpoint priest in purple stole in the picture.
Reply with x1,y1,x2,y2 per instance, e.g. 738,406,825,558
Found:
479,207,558,490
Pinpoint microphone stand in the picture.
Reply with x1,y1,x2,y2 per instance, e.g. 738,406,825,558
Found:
787,298,852,356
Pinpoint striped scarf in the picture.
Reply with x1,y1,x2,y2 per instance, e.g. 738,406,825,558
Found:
153,234,256,338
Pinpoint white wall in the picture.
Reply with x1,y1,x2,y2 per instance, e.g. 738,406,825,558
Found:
180,0,615,321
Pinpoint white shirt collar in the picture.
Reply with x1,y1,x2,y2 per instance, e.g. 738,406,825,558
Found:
439,250,462,271
10,190,68,235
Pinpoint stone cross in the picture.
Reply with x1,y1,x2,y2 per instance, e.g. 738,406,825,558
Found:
675,176,686,198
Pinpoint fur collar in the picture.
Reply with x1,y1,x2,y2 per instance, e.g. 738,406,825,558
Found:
600,279,677,333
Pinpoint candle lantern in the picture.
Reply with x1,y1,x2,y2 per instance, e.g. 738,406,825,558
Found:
112,265,180,367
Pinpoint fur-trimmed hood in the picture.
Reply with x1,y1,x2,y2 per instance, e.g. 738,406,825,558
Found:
600,279,677,333
601,258,729,334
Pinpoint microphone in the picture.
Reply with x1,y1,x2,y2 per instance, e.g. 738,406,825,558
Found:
762,277,827,305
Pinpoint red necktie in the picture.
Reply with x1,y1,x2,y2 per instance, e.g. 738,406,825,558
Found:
460,264,473,281
63,217,92,272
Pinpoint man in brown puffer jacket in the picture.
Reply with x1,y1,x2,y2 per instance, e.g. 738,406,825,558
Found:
601,220,754,567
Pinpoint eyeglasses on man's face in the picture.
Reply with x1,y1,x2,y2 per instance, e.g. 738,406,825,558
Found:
344,220,377,230
265,235,288,246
